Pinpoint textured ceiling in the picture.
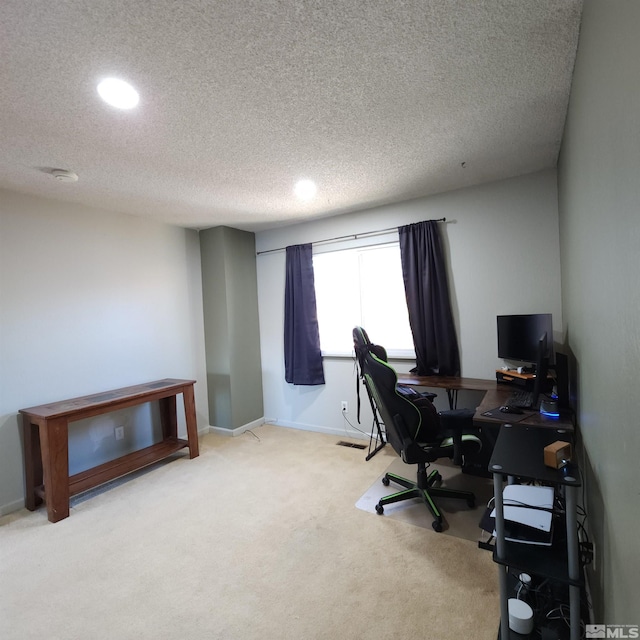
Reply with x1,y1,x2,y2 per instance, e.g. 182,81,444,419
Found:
0,1,583,231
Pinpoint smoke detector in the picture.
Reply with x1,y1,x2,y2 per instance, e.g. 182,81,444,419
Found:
50,169,79,183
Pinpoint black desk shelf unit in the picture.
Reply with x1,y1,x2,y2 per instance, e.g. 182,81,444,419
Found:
489,424,582,640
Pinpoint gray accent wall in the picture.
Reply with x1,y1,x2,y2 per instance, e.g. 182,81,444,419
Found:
558,0,640,624
200,226,264,430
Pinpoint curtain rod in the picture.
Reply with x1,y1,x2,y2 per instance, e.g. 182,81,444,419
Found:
256,218,446,256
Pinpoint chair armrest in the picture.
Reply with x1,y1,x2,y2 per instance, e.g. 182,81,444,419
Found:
396,384,437,403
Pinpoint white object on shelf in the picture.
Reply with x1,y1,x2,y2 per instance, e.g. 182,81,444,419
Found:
508,598,534,635
491,484,554,545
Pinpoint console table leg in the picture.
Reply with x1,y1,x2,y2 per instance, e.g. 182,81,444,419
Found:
23,417,43,510
39,418,70,523
159,396,178,439
183,385,199,458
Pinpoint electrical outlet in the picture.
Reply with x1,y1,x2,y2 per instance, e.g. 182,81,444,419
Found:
341,401,348,413
581,541,595,570
115,426,125,441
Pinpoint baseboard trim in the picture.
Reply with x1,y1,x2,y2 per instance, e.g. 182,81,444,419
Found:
210,416,266,437
264,418,372,442
0,498,25,517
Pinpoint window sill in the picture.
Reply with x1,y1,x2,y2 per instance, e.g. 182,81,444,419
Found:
321,350,416,361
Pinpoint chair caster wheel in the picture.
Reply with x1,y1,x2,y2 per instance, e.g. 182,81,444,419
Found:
432,520,443,532
382,476,390,486
467,497,476,508
375,504,384,515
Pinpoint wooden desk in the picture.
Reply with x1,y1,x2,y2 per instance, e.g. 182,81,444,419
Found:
397,373,574,431
398,374,497,417
397,374,497,392
20,379,199,523
476,385,575,429
397,373,574,477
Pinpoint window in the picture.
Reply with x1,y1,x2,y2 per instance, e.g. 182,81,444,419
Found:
313,243,415,356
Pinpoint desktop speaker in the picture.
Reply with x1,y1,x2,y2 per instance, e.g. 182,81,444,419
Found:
539,397,559,417
543,440,572,469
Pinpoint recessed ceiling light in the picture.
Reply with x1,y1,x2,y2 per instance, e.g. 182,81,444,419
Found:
97,78,139,109
294,179,317,201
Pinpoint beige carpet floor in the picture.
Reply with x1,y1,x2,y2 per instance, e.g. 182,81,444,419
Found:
0,425,499,640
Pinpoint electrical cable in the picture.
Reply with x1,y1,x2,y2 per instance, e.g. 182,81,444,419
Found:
341,408,376,438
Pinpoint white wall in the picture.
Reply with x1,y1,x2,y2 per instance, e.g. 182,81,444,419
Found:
558,0,640,623
256,170,563,436
0,190,209,515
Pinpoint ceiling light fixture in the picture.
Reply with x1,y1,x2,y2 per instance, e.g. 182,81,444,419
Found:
97,78,139,109
50,169,79,183
294,179,317,201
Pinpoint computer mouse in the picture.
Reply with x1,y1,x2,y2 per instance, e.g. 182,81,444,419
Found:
499,405,523,414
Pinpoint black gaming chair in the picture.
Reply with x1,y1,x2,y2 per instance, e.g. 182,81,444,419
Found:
356,329,482,532
353,326,438,460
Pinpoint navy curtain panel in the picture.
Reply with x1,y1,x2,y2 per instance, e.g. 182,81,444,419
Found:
284,243,325,385
398,220,460,376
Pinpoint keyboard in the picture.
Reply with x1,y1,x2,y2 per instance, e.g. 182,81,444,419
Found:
505,389,534,409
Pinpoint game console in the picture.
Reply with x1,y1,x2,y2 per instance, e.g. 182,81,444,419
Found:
491,484,554,546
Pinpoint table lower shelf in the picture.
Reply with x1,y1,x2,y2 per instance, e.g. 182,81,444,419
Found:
35,437,190,501
70,437,190,496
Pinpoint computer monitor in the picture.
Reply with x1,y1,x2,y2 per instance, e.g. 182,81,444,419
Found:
531,332,550,407
497,313,553,364
553,351,570,409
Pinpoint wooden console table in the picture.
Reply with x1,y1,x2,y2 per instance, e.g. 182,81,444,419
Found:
20,378,199,523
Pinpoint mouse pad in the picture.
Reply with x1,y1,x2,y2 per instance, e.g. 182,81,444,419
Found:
480,407,529,422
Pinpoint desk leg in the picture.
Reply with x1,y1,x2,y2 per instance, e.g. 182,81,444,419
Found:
493,471,510,640
565,485,581,640
39,418,70,523
183,385,199,459
446,389,456,409
22,417,43,510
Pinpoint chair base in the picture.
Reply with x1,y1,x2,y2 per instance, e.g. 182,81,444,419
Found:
375,466,476,532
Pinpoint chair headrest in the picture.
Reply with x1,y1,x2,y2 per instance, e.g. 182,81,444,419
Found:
353,326,387,363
